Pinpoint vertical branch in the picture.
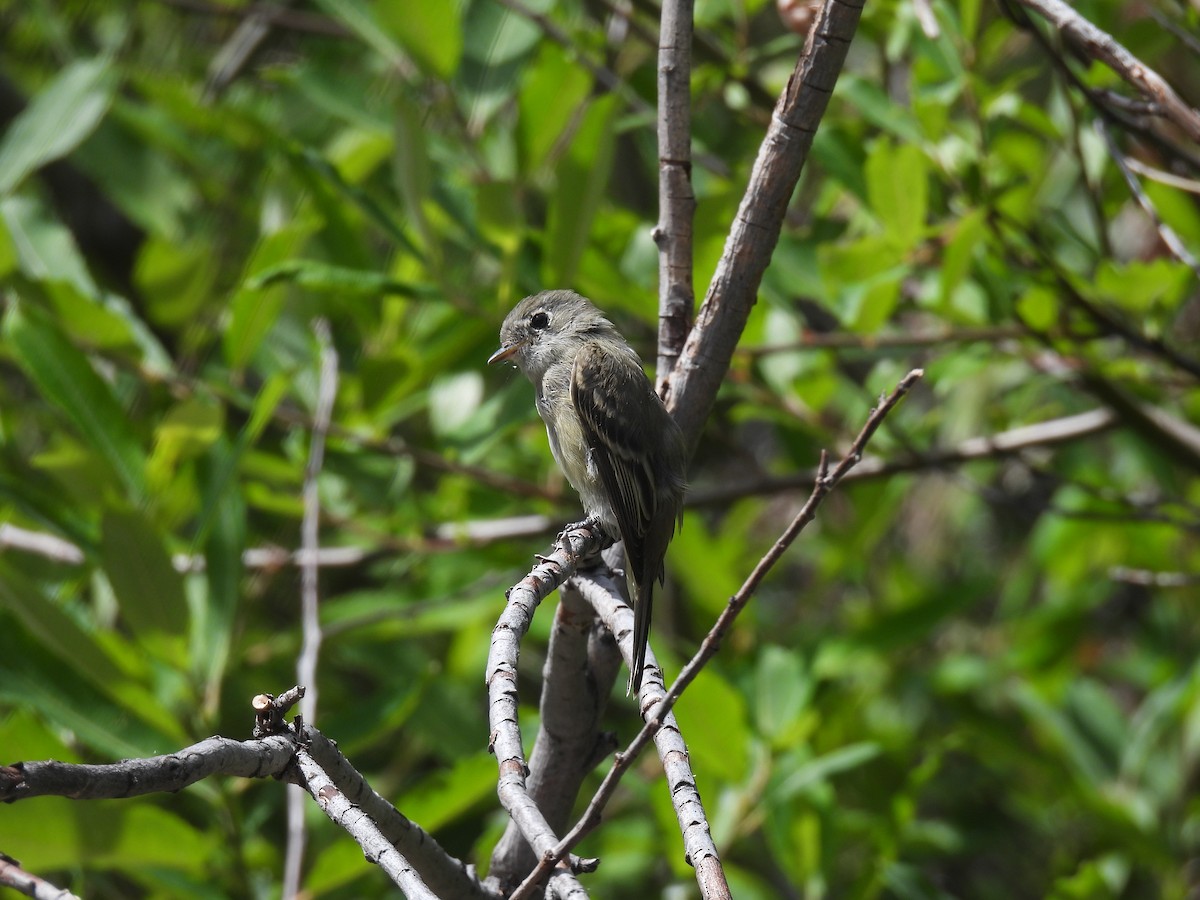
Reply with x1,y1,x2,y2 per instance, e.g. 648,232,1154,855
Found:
654,0,697,390
282,318,339,899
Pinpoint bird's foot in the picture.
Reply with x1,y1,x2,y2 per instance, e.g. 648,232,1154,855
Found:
558,515,606,543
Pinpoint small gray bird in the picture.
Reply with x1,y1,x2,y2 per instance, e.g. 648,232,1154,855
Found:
488,290,686,695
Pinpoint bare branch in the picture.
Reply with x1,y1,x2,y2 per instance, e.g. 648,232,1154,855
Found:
1008,0,1200,143
690,407,1115,506
291,741,438,899
0,735,298,801
0,524,84,564
0,854,81,900
1096,120,1200,278
284,319,338,898
1109,567,1200,587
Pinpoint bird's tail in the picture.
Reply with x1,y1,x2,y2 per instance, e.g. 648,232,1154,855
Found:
627,579,653,696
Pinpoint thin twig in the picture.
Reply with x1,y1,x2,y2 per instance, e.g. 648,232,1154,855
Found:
1109,567,1200,587
740,324,1029,356
1095,119,1200,278
487,584,616,886
515,369,924,895
1008,0,1200,142
283,319,338,899
1121,156,1200,195
0,854,82,900
689,406,1114,506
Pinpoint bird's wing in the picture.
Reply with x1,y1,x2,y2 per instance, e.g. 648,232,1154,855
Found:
570,342,659,564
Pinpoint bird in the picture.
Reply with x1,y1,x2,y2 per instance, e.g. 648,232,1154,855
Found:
488,289,686,695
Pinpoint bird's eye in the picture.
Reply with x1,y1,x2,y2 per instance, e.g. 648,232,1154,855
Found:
529,311,550,330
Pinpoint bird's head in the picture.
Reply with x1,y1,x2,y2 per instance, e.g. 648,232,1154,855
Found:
488,290,623,380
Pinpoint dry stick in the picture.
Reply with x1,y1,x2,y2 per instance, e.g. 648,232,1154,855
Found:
1122,156,1200,195
0,854,81,900
741,325,1029,356
689,407,1116,506
665,0,866,448
1095,120,1200,278
655,0,697,389
513,369,924,896
203,0,299,101
290,744,438,900
1007,0,1200,144
1109,567,1200,588
283,319,338,900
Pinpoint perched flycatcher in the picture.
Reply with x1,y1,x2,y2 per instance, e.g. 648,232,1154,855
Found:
488,290,686,695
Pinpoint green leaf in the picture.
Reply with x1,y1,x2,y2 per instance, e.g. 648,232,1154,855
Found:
247,259,433,298
133,235,217,328
1094,259,1190,314
676,669,751,777
545,94,618,286
223,221,319,370
377,1,463,79
147,394,225,492
0,194,97,297
0,626,174,758
100,507,188,637
460,0,543,129
776,742,883,798
5,301,147,501
1017,284,1058,331
940,207,987,303
518,42,593,174
312,0,406,66
396,751,498,832
836,74,925,145
0,562,123,685
866,138,928,251
755,646,812,744
0,57,114,195
194,445,246,711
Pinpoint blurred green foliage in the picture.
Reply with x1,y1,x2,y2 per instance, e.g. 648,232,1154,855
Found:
1,0,1198,897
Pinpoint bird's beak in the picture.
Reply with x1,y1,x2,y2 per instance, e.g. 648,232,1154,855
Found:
487,342,520,365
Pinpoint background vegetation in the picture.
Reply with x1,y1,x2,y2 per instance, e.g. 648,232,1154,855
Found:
1,0,1198,896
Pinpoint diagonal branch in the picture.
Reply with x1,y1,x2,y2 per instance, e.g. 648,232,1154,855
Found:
1007,0,1200,143
0,853,81,900
664,0,866,449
